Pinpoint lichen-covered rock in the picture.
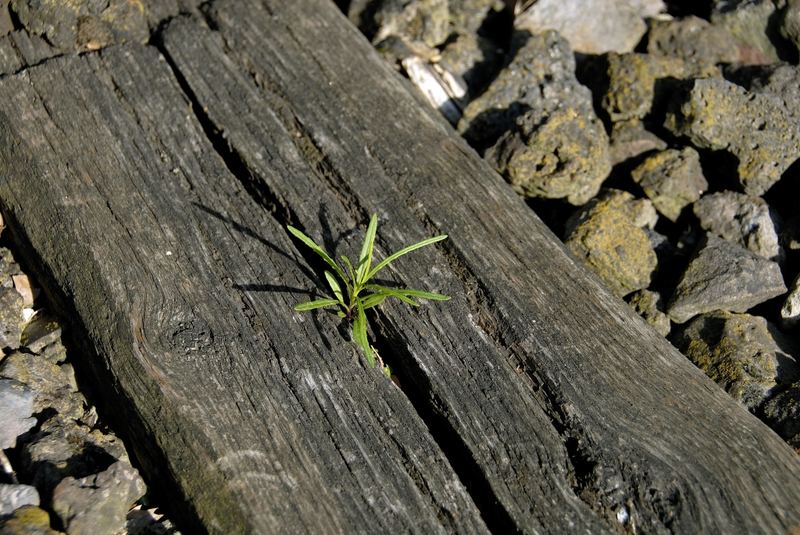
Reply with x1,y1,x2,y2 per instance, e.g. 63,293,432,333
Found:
761,381,800,451
601,52,708,124
514,0,664,54
459,31,589,147
0,379,36,450
0,505,59,535
693,191,781,260
0,351,86,420
631,147,708,222
10,0,148,52
486,105,611,205
0,286,24,350
782,273,800,328
458,31,611,204
52,461,146,535
667,234,787,323
711,0,786,64
608,120,667,166
646,15,741,67
626,289,671,336
564,190,657,296
671,311,800,412
665,77,800,196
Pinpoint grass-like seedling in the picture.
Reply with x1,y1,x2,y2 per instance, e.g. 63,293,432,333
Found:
288,214,450,376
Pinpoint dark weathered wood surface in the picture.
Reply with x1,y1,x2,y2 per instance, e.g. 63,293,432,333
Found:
0,47,486,534
0,0,799,533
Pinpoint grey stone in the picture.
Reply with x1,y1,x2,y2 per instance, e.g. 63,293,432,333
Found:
626,289,671,336
711,0,785,64
0,351,85,421
667,234,787,323
0,286,23,350
783,0,800,52
783,214,800,252
52,461,146,535
647,15,741,67
20,313,63,359
564,190,657,296
0,1,12,38
665,77,800,196
20,416,128,496
631,147,708,222
782,273,800,328
0,505,59,534
514,0,664,54
0,246,20,282
439,32,503,95
761,381,800,450
459,31,592,146
608,120,668,166
671,311,800,412
447,0,508,36
693,191,781,260
358,0,450,48
0,379,36,450
459,31,611,204
0,484,40,516
747,63,800,99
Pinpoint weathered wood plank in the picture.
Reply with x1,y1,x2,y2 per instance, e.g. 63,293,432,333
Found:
157,1,800,533
0,46,487,534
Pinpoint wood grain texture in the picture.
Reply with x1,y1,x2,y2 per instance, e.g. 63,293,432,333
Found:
0,46,486,534
0,0,797,533
157,1,800,533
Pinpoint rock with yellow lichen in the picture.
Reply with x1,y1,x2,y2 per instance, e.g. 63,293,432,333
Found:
459,31,611,204
0,505,61,535
671,311,800,412
665,77,799,196
486,105,611,205
564,189,657,296
601,52,715,124
761,381,800,451
631,147,708,222
626,289,671,336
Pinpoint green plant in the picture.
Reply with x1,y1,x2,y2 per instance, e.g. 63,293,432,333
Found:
288,214,449,376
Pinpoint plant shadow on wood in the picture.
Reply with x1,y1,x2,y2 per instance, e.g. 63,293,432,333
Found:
191,202,337,349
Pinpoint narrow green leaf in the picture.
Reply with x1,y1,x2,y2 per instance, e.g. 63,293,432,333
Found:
361,293,387,310
389,287,451,301
356,214,378,285
352,300,374,367
287,225,346,281
324,271,345,305
367,234,447,281
341,255,356,286
363,285,419,306
294,298,340,312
